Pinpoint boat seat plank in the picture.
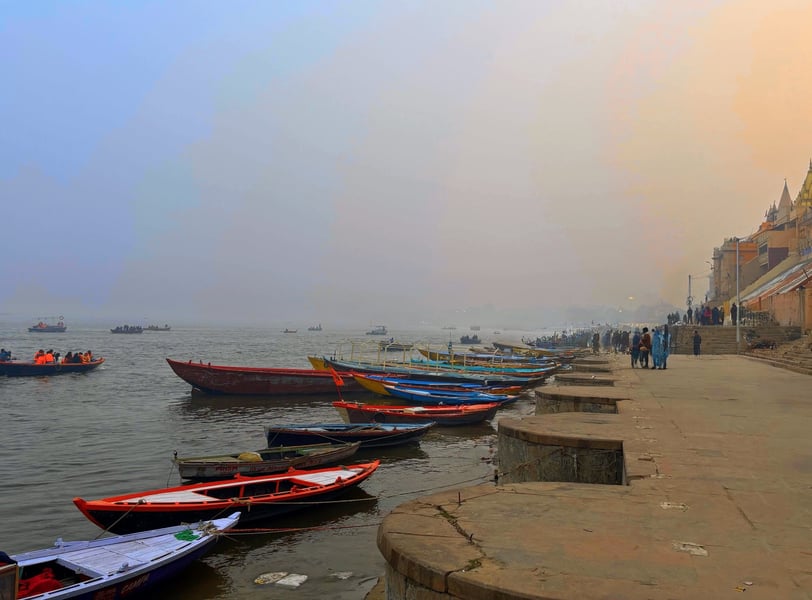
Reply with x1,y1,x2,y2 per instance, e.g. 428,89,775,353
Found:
290,469,358,486
56,536,195,575
119,490,218,504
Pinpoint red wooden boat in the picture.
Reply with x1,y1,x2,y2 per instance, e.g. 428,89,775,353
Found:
333,401,500,426
166,358,364,395
74,461,379,534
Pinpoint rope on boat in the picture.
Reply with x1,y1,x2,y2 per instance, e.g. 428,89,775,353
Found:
225,522,381,536
93,499,147,540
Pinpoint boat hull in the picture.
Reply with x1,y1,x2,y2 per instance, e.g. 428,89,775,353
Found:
166,358,364,395
174,442,361,480
28,326,67,332
352,373,523,397
74,463,378,534
383,384,519,406
264,423,434,448
0,359,104,377
10,513,239,600
321,357,543,386
333,401,499,426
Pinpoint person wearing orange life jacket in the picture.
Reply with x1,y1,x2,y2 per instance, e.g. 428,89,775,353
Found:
62,351,73,364
81,351,92,363
44,349,55,363
34,349,48,365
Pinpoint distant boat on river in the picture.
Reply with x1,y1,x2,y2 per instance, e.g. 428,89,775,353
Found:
146,324,171,331
28,317,67,333
111,325,143,334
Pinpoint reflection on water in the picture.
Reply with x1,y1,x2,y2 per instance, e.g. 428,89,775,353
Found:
0,324,539,599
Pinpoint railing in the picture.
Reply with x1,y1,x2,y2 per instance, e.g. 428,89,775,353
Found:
739,308,775,327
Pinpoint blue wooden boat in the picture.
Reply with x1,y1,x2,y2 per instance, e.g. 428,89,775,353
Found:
5,513,239,599
321,357,543,386
264,422,434,448
353,373,523,396
382,384,520,406
409,358,557,377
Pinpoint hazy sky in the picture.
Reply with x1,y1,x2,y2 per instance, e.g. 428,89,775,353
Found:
3,1,812,326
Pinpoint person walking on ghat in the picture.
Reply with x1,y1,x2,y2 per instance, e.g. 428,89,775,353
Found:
651,327,663,369
661,325,671,369
731,302,738,326
693,330,702,356
630,329,641,368
639,327,651,368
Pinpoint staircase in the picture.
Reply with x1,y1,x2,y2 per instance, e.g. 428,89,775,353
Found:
745,333,812,376
670,325,802,355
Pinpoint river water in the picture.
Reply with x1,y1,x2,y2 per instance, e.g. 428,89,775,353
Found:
0,324,541,599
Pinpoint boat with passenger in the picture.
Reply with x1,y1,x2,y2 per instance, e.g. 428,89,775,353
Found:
111,325,143,334
28,317,67,333
0,357,105,377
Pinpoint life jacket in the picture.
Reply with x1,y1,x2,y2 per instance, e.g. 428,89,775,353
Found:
18,567,62,597
34,355,48,365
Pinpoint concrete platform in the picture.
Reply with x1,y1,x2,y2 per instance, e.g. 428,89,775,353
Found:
377,354,812,599
553,372,616,386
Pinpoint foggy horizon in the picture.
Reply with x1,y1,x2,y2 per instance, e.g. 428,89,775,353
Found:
4,2,810,329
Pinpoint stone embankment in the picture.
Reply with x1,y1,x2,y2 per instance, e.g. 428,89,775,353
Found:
375,352,812,599
744,332,812,375
670,324,801,354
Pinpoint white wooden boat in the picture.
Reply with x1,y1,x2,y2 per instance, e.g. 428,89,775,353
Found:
4,512,239,599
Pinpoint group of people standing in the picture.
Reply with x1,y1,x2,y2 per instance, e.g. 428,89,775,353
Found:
686,303,738,326
630,326,671,369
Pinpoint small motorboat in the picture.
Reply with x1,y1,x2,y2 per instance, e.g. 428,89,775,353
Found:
173,441,361,480
74,462,379,534
4,512,239,599
333,401,500,426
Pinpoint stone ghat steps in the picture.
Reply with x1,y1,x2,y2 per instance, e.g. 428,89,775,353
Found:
670,325,802,354
742,334,812,376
